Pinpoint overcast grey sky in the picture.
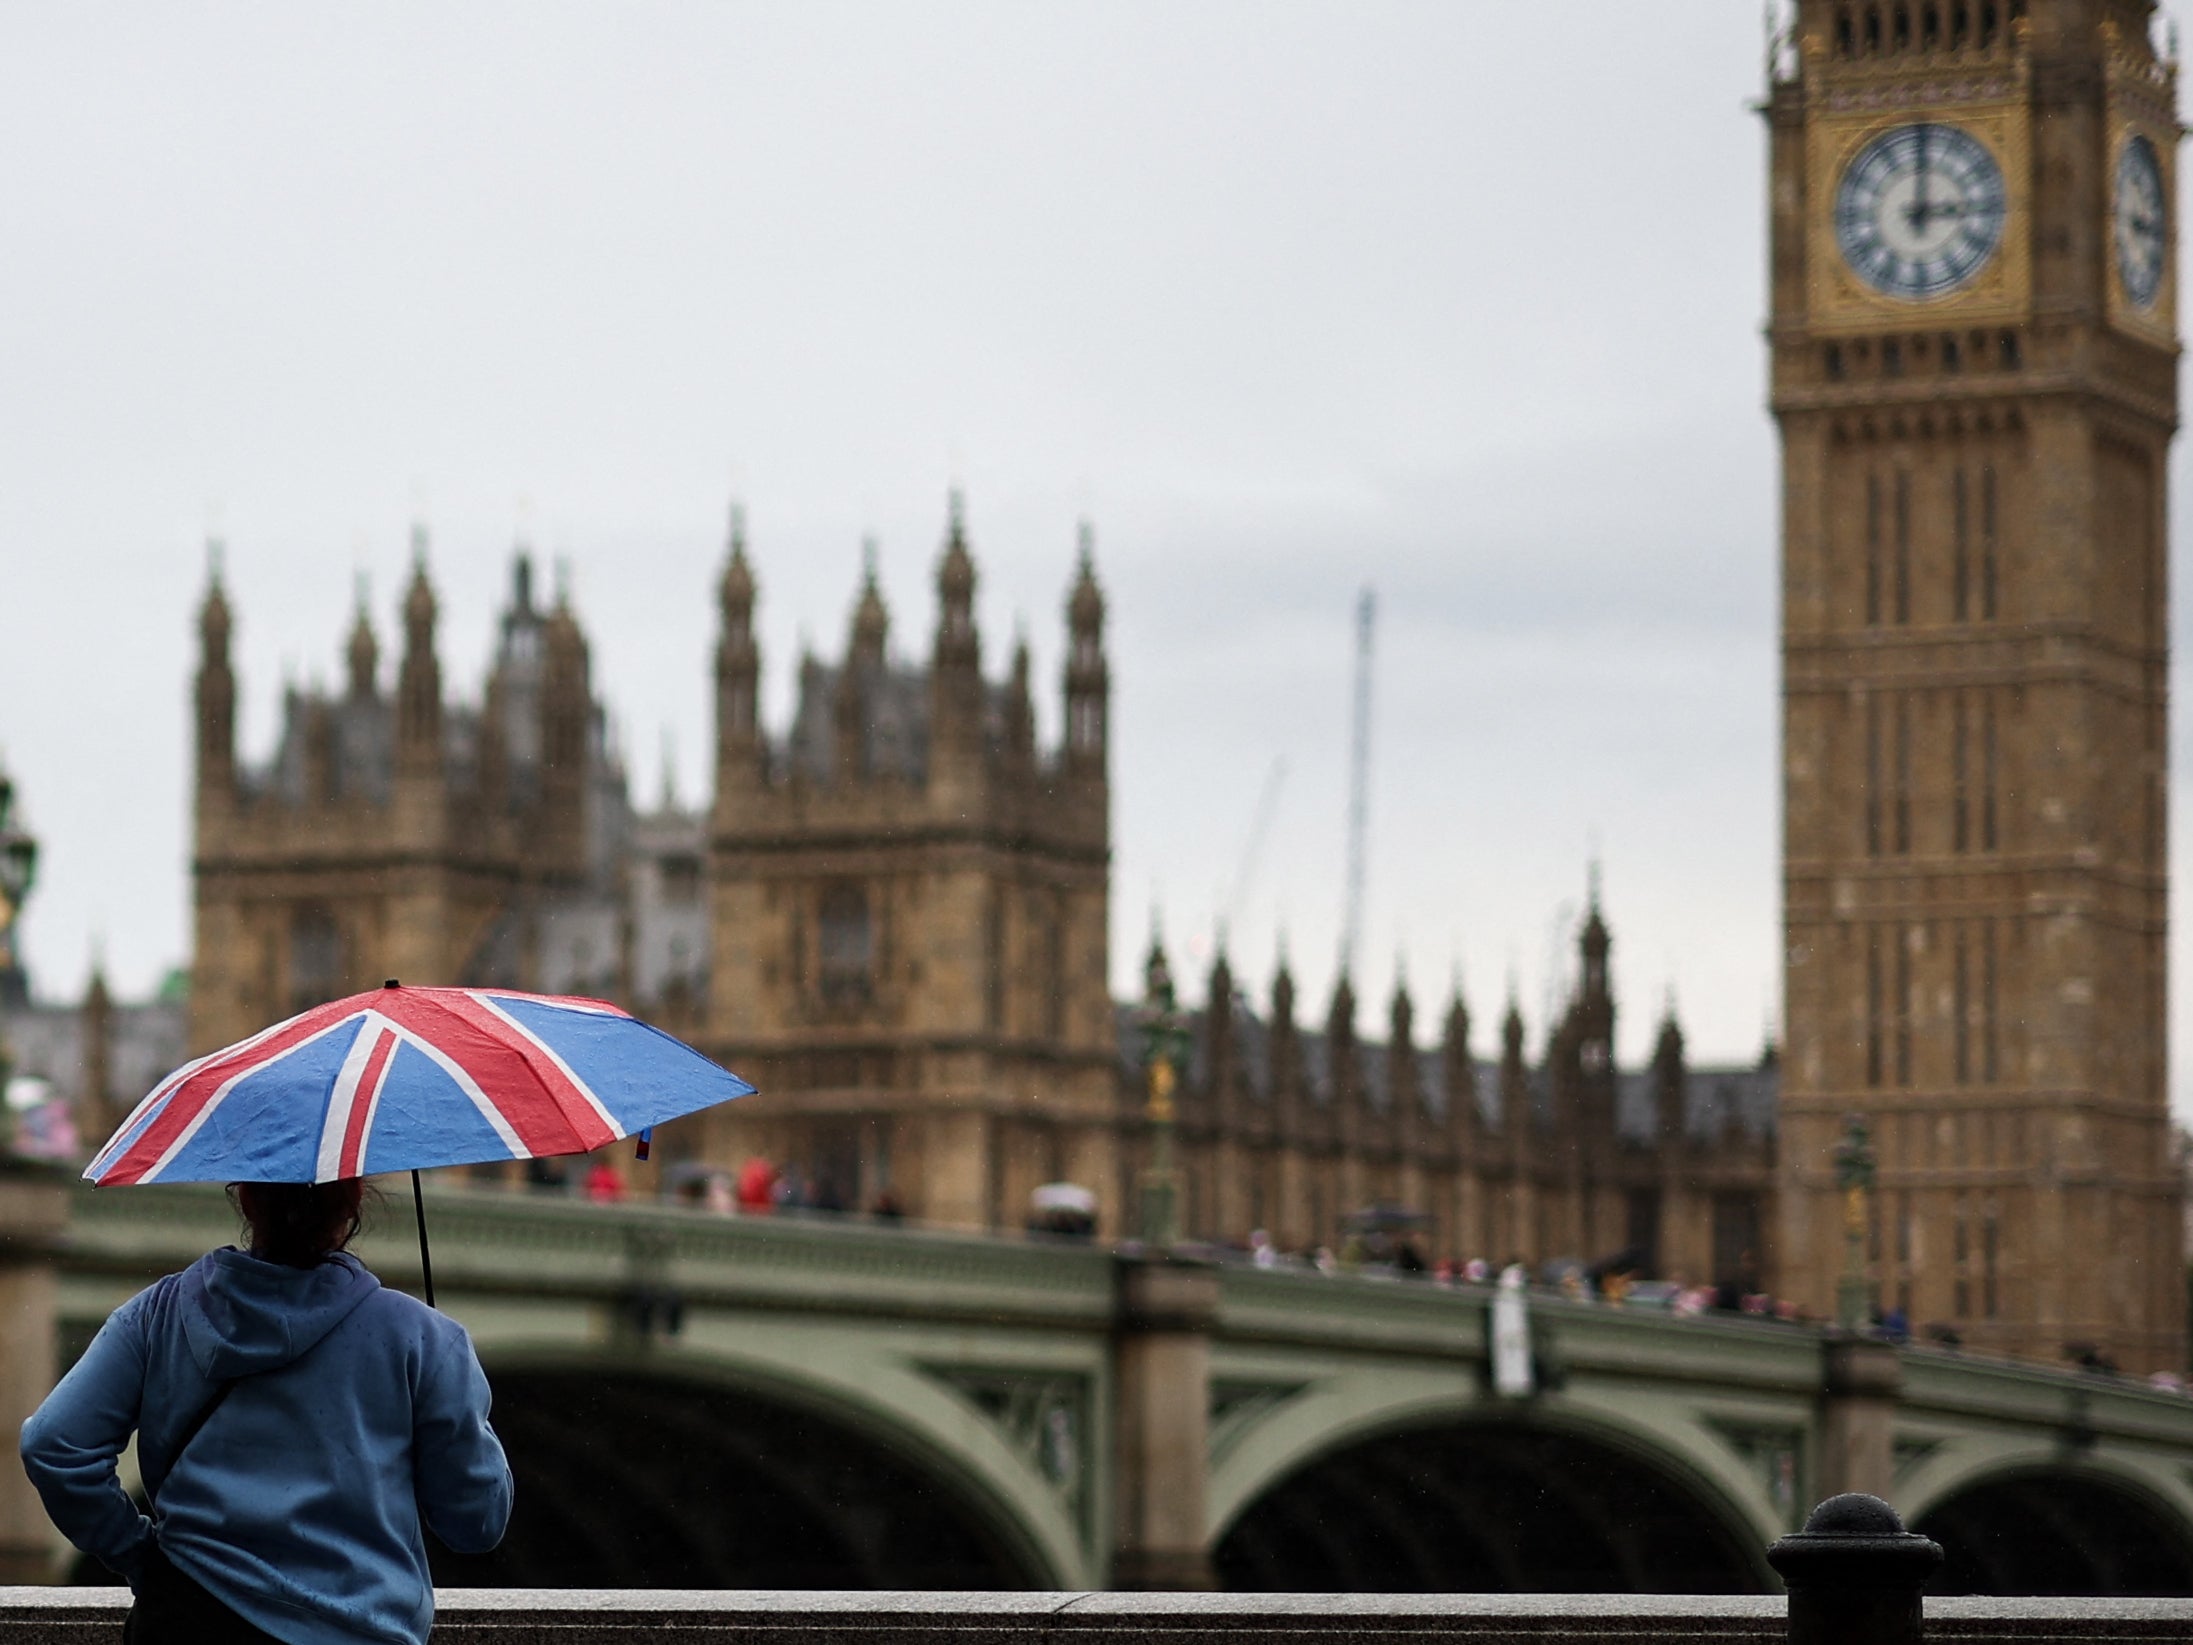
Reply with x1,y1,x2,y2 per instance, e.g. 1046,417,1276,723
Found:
3,4,2186,1102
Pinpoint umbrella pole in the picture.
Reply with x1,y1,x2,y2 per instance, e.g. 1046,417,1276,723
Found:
411,1168,437,1309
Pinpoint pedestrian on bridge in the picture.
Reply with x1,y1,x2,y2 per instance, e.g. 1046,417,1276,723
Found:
19,1177,513,1645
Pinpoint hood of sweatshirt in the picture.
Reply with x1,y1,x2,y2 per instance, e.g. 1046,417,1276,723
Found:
178,1248,383,1380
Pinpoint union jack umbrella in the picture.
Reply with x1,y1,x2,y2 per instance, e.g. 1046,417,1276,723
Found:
85,981,755,1303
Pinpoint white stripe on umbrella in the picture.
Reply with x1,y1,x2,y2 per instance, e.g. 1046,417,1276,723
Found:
386,1024,528,1160
85,1008,299,1178
315,1016,388,1182
466,991,621,1140
138,1016,363,1185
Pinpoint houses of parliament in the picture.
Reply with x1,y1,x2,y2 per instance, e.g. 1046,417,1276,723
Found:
181,499,1780,1295
152,0,2193,1371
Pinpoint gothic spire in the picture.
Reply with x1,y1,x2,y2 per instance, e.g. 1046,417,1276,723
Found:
396,528,442,776
345,574,378,700
850,537,888,667
1063,520,1108,780
715,499,761,780
195,540,236,797
931,489,984,764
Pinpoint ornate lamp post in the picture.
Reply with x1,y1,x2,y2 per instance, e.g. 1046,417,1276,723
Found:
1832,1112,1877,1331
1137,939,1191,1250
0,762,35,1005
0,761,38,1150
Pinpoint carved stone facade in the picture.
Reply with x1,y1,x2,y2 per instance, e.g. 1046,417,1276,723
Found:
190,538,636,1056
1148,912,1777,1281
185,497,1776,1265
1770,0,2185,1367
693,497,1120,1230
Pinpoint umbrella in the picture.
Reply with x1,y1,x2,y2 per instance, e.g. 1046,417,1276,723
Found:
85,979,755,1304
1030,1182,1096,1216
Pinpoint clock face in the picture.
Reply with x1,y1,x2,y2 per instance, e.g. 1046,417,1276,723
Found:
2115,133,2166,310
1835,123,2007,300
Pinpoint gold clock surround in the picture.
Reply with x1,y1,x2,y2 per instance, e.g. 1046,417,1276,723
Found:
2107,118,2177,341
1809,103,2032,329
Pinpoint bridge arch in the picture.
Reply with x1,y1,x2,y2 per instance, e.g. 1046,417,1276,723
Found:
1910,1460,2193,1597
1212,1397,1774,1593
448,1347,1074,1589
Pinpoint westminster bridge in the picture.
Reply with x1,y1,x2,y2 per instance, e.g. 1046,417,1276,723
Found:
8,1171,2193,1596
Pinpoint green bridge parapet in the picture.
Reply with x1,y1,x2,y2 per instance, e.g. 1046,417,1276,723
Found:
22,1180,2193,1595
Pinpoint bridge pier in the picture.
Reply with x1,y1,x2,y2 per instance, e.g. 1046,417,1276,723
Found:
1816,1335,1900,1502
1110,1254,1217,1590
0,1165,68,1583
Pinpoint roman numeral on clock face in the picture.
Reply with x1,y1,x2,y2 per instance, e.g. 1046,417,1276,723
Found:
1835,121,2006,301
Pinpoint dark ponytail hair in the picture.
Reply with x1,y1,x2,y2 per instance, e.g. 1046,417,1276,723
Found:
229,1180,370,1267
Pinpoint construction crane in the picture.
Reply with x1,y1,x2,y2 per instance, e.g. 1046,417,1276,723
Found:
1341,586,1376,978
1224,756,1288,945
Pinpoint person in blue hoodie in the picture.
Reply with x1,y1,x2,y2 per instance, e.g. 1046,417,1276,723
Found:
19,1178,512,1645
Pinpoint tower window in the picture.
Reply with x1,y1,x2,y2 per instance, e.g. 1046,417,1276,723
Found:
1952,690,1970,850
1921,4,1940,48
1950,2,1969,48
1952,469,1970,620
1954,922,1971,1081
1865,473,1884,626
1980,690,1999,850
1892,692,1911,852
1865,692,1883,855
1896,1191,1915,1319
1865,928,1886,1086
818,883,874,1005
1893,3,1912,51
1997,329,2020,369
1882,337,1903,377
1894,923,1914,1086
1892,469,1912,623
1865,5,1883,53
1825,342,1846,380
984,889,1006,1029
1043,898,1067,1041
1940,334,1961,372
1980,465,2000,619
1836,6,1856,55
659,853,703,901
1982,1200,2001,1317
1978,1,1998,48
287,906,343,1014
1981,919,1999,1083
1954,1193,1971,1315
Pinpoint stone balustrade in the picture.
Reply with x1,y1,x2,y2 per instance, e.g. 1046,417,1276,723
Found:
4,1588,2193,1645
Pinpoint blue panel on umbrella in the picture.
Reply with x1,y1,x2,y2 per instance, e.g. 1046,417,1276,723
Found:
162,1017,364,1183
360,1039,522,1175
489,995,754,1134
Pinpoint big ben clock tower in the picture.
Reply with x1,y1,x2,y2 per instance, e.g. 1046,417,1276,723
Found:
1771,0,2185,1369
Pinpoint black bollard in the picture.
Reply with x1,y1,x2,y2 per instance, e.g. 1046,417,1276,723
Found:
1767,1492,1943,1645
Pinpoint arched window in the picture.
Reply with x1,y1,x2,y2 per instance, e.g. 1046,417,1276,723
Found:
818,884,873,1005
288,905,342,1013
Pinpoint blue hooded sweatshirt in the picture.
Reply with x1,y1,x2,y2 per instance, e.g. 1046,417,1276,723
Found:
20,1248,511,1645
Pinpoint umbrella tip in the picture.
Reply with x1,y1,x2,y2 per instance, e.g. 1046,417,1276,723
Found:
383,978,400,988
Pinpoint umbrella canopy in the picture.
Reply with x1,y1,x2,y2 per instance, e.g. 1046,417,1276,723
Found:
87,981,754,1186
1030,1182,1097,1215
